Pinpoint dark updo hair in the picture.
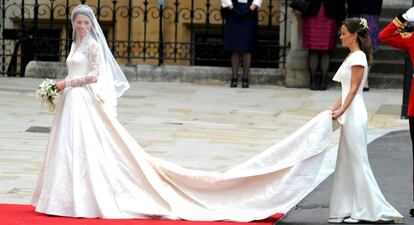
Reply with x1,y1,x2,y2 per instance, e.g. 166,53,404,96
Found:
342,17,373,67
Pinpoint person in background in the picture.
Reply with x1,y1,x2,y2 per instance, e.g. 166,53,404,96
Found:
347,0,383,92
222,0,262,88
301,0,346,90
379,6,414,217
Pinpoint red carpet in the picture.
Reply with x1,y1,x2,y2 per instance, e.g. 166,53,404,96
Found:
0,204,283,225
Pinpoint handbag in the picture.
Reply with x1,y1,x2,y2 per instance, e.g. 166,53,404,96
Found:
289,0,309,13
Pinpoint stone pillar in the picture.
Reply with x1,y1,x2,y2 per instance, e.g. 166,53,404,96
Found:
285,10,308,88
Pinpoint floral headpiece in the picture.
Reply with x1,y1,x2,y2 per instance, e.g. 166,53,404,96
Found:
359,18,369,30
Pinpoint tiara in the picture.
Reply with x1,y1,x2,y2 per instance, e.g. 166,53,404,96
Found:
359,18,369,30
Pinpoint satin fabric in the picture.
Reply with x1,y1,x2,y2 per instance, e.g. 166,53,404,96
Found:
31,45,339,221
31,83,336,221
330,50,403,222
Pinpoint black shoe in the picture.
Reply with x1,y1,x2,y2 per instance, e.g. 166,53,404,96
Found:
319,81,327,90
319,74,328,90
363,87,370,92
242,79,249,88
230,79,238,88
410,208,414,217
310,80,318,90
310,74,318,90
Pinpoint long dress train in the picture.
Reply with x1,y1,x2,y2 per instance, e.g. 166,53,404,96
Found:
31,40,337,221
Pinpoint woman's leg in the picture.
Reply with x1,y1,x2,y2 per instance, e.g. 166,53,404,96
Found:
308,50,319,90
230,53,241,88
320,51,331,90
242,53,251,88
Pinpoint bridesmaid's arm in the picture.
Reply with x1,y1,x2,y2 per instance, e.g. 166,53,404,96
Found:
330,96,342,112
332,66,364,119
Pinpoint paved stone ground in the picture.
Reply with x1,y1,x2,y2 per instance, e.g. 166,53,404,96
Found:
0,77,410,223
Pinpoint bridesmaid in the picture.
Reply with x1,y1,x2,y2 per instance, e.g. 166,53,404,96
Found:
328,17,404,224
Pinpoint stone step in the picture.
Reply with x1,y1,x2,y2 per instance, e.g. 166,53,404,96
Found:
348,8,404,30
373,45,405,61
366,72,404,88
324,72,404,89
379,17,394,29
329,58,405,74
329,4,407,89
331,45,405,61
24,61,286,85
379,7,405,20
382,0,411,9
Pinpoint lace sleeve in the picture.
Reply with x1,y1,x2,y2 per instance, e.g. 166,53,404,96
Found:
65,42,101,87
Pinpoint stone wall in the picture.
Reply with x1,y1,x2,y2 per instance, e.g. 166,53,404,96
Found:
285,10,309,88
25,61,285,86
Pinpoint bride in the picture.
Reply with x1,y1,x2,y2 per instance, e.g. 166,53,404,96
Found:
31,4,336,221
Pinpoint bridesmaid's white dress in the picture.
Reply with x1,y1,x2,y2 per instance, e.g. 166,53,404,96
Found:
32,39,336,221
329,50,403,222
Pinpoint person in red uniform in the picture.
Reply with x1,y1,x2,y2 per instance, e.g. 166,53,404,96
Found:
378,7,414,217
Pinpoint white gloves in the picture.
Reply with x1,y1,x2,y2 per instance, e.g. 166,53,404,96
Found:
403,6,414,22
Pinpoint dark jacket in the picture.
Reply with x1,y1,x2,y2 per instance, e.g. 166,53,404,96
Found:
347,0,383,16
302,0,346,22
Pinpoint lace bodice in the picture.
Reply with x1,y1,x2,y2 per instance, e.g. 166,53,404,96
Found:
65,38,101,87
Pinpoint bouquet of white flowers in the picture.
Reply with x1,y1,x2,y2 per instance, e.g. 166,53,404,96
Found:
36,79,58,112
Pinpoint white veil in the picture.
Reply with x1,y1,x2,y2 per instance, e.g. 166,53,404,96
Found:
71,4,130,117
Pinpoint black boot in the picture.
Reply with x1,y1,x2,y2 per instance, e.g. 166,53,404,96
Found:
230,78,238,88
410,208,414,217
242,79,249,88
310,73,318,90
319,73,328,90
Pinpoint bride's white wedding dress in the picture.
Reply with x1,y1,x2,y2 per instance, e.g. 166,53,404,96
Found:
31,36,337,221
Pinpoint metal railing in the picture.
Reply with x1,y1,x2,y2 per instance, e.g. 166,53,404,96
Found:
1,0,289,77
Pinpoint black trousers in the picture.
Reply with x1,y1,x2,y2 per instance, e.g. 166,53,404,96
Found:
409,117,414,201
